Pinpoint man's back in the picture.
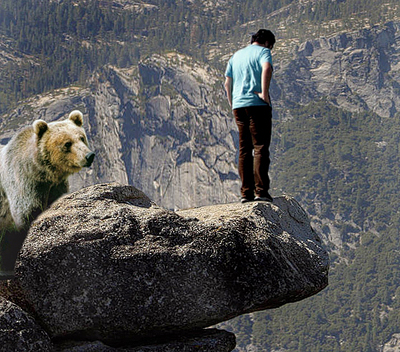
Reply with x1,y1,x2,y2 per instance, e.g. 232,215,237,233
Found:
225,44,272,109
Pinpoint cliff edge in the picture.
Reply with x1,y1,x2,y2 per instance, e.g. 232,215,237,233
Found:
0,183,328,351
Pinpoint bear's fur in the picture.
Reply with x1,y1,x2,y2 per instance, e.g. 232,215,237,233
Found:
0,110,95,231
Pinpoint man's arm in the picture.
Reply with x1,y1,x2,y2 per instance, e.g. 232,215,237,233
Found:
255,62,273,105
224,76,233,107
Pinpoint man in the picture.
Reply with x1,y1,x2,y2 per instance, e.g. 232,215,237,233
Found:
224,29,275,203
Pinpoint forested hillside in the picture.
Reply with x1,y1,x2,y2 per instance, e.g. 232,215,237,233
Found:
1,0,399,114
2,0,400,351
225,101,400,351
0,0,292,113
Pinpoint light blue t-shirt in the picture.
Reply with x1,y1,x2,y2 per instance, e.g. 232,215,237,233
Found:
225,45,273,109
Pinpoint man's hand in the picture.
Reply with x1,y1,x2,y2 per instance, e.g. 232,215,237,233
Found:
224,76,233,107
254,61,273,105
254,91,271,105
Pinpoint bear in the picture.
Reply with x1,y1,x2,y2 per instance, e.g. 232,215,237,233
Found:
0,110,95,278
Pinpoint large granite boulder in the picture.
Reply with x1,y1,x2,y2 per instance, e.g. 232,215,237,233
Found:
1,183,328,348
56,329,235,352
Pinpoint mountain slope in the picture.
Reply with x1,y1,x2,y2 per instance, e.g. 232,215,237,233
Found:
0,54,239,210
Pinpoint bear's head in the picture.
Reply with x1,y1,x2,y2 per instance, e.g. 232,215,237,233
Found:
33,110,95,179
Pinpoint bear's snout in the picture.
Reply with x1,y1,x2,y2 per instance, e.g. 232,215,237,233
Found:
85,152,95,167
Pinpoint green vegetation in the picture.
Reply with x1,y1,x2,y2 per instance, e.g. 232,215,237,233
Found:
2,0,398,114
0,0,140,113
227,225,400,351
225,101,400,351
272,100,400,231
0,0,293,113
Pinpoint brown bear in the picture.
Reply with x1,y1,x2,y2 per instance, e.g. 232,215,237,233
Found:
0,110,95,278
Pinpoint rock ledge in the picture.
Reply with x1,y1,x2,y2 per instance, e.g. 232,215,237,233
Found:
0,183,328,351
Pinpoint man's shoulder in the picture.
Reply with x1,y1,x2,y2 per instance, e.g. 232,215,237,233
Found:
230,45,253,61
234,45,269,58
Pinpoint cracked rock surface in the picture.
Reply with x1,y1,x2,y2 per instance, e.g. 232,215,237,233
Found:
1,183,328,350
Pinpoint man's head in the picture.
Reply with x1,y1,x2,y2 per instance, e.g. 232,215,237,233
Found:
251,29,275,49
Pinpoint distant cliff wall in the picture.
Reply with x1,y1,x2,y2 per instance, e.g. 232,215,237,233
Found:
2,24,400,212
1,23,399,251
274,21,400,119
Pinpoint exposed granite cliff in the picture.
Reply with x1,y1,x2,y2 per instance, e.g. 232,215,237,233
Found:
1,23,397,268
0,53,238,212
383,333,400,352
274,21,400,119
0,183,328,351
1,23,400,215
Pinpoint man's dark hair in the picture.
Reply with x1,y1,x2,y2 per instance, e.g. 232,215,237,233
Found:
251,29,275,46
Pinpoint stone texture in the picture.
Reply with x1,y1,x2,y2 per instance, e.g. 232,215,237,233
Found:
383,333,400,352
56,329,235,352
274,22,400,119
3,24,400,215
0,296,52,352
2,183,328,346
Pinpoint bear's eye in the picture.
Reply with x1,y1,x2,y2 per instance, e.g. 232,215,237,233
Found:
64,141,72,150
80,137,85,142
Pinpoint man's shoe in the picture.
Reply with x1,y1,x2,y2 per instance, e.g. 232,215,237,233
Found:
241,197,253,203
254,194,273,202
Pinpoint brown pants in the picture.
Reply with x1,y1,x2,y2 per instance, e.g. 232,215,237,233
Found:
234,105,272,199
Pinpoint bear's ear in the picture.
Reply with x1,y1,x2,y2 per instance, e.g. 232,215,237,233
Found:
68,110,83,127
33,120,48,139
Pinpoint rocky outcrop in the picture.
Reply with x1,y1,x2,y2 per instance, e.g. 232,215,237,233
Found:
274,22,400,119
0,296,52,351
0,53,238,212
2,23,400,214
55,329,235,352
0,183,328,351
383,333,400,352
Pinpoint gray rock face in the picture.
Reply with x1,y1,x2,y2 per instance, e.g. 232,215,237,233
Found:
0,53,238,211
3,23,400,216
275,22,400,118
383,333,400,352
0,296,52,352
57,329,235,352
3,183,328,346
